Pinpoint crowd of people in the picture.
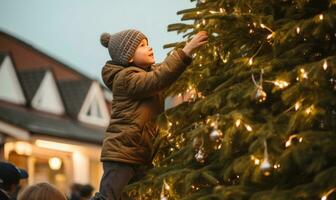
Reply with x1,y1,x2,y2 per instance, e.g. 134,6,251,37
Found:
0,161,95,200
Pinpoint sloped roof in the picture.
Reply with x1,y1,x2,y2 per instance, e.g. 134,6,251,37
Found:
0,101,104,144
58,79,92,118
0,30,90,81
0,31,110,144
17,68,47,102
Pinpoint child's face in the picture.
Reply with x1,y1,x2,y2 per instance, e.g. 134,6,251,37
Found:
130,39,155,67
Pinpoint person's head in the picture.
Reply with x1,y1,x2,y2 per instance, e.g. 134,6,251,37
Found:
0,161,28,196
129,38,155,68
18,182,67,200
69,183,82,200
100,29,155,67
79,184,94,200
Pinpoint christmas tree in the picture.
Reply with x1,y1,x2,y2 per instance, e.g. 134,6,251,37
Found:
127,0,336,199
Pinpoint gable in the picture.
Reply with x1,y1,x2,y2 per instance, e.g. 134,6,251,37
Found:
31,71,65,115
58,80,91,118
0,54,26,104
18,68,46,102
78,82,109,127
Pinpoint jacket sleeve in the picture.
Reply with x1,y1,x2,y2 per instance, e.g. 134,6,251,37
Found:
123,48,192,99
101,66,114,89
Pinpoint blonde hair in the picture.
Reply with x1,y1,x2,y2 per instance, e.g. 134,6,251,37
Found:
18,182,67,200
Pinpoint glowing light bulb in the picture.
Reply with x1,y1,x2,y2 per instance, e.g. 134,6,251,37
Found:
296,27,300,34
305,106,314,115
321,188,336,200
295,102,301,111
249,58,253,65
300,68,308,79
49,157,62,170
274,80,290,89
165,184,170,190
235,119,241,127
323,59,328,70
319,14,324,20
286,135,303,147
244,124,253,132
210,122,216,127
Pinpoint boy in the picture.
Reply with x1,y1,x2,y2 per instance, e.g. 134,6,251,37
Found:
96,29,208,200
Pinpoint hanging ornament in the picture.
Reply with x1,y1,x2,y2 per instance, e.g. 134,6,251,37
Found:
160,180,170,200
195,147,206,163
260,159,271,171
210,128,223,141
260,140,271,176
209,114,223,141
252,69,267,102
255,87,267,102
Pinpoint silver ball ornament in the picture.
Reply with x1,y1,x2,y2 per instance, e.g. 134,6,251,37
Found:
255,87,267,102
210,128,223,141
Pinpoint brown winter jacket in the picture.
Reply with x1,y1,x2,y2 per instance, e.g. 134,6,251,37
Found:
101,49,192,165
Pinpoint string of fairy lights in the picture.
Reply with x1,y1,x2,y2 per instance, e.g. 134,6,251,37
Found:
136,2,336,200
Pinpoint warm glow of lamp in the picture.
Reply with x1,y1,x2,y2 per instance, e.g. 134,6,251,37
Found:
15,141,32,155
35,140,77,152
49,157,62,170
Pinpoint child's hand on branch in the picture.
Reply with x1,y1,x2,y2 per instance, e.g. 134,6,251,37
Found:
182,31,208,57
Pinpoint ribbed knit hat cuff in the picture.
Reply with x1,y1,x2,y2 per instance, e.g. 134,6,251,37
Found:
121,32,147,66
107,30,147,67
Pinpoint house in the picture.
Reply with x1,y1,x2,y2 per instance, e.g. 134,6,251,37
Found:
0,29,188,195
0,30,111,194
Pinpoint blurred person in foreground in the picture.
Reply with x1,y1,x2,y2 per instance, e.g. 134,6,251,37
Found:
0,161,28,200
17,182,67,200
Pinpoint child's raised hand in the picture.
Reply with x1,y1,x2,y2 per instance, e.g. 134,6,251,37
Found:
182,31,208,57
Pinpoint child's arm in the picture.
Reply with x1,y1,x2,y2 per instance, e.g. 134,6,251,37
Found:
123,31,208,99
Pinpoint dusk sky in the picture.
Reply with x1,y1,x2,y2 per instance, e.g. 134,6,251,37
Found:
0,0,195,80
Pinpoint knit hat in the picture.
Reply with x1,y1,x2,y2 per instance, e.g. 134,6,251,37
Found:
0,161,28,185
100,29,147,66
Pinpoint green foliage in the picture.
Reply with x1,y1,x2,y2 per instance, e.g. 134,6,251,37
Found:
127,0,336,199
